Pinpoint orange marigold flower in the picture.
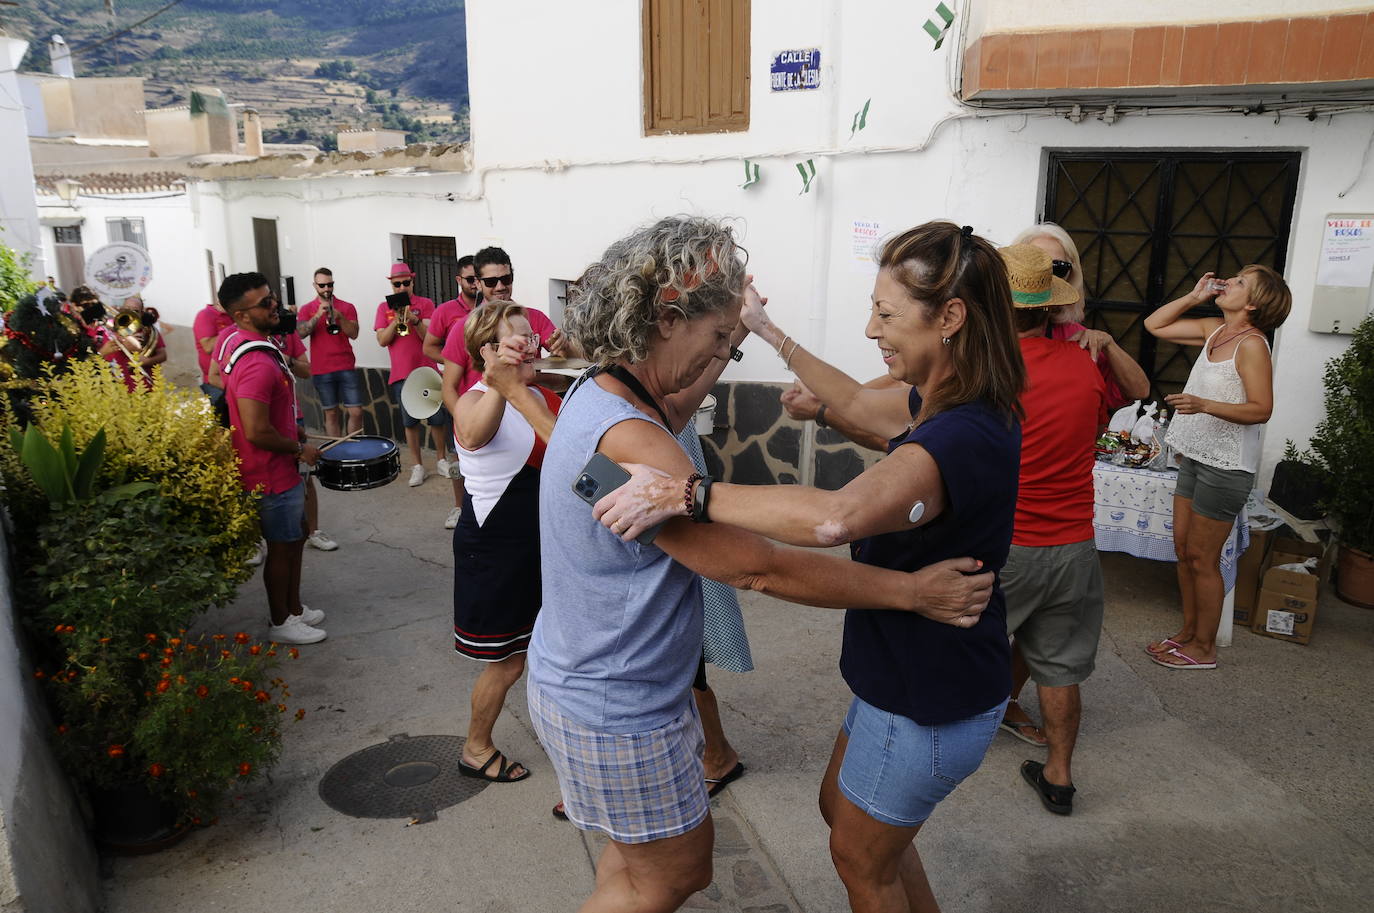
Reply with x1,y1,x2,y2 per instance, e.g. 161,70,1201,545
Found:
266,650,276,657
212,634,226,641
295,708,306,721
220,650,232,659
162,647,175,656
254,690,270,703
237,762,252,777
33,669,45,679
98,637,111,644
107,744,125,759
191,816,202,826
53,624,64,634
276,704,287,713
176,675,187,685
159,657,172,667
287,648,300,659
196,685,209,699
56,724,68,735
138,652,150,661
186,790,197,798
251,725,262,734
156,680,170,693
241,680,253,691
183,707,194,715
169,638,182,646
233,632,250,645
148,763,166,779
249,645,261,656
145,633,158,642
229,676,240,684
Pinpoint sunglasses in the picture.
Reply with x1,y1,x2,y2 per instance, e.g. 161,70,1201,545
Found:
1051,259,1073,279
458,274,478,284
391,279,413,288
315,281,334,288
479,272,514,289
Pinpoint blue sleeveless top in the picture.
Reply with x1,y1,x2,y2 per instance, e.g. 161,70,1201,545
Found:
527,378,702,733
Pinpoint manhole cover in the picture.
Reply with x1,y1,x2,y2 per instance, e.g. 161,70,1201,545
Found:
318,734,487,819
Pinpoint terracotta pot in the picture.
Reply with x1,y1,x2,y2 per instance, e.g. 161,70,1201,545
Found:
1336,545,1374,609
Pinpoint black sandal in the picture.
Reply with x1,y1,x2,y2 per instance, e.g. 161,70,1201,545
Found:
458,749,530,783
1020,760,1074,815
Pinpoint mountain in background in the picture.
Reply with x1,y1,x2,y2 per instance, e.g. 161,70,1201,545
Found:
5,0,470,149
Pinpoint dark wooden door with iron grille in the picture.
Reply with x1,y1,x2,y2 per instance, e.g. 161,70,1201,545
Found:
1043,151,1300,402
401,235,458,305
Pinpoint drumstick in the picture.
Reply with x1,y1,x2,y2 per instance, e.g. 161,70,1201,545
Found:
318,428,365,453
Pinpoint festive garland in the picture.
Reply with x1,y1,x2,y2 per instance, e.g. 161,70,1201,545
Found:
4,327,86,363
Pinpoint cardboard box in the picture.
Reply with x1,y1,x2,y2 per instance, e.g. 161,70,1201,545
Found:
1232,527,1275,627
1252,567,1319,645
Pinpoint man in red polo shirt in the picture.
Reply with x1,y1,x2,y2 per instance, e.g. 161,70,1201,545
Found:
217,272,327,645
297,267,362,438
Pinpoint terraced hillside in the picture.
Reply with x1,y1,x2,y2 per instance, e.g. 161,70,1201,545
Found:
5,0,470,148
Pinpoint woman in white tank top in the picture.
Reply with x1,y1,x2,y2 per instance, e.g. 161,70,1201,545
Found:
1143,266,1292,670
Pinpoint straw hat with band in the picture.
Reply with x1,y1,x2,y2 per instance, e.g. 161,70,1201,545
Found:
999,244,1081,309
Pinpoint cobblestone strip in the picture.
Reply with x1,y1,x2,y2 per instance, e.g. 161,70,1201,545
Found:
577,794,804,912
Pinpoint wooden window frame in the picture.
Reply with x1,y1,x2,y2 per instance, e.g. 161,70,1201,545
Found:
642,0,751,136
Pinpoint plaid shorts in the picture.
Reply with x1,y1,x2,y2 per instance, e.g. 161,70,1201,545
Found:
528,682,708,844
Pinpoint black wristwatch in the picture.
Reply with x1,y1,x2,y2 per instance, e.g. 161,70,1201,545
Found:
816,404,829,429
691,475,714,523
729,346,744,362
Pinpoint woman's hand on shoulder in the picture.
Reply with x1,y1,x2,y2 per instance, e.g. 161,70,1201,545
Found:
905,558,994,625
594,463,685,540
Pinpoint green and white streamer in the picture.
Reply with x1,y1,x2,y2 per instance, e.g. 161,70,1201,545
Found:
850,98,871,139
796,159,817,195
740,160,761,189
923,2,955,50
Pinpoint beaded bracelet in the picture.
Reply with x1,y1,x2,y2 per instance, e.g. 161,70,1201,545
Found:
683,472,704,517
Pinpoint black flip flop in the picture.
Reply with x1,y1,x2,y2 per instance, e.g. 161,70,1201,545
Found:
706,761,746,798
552,801,567,821
458,750,530,783
1020,760,1074,815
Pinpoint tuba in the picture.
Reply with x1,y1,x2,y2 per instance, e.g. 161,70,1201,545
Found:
107,305,162,365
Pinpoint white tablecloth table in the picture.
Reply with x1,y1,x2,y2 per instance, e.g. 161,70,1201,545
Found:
1092,463,1249,646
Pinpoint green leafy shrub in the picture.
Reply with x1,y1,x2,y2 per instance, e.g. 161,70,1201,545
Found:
1307,314,1374,553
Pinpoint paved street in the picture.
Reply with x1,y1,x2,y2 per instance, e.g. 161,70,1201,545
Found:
99,464,1374,913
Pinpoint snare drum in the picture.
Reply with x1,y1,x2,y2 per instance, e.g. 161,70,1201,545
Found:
313,436,400,491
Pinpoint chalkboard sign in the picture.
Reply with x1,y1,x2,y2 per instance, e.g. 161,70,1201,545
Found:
770,48,821,92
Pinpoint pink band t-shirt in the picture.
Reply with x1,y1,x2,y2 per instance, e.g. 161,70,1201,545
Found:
373,295,437,384
298,297,359,374
192,305,234,383
431,297,476,352
441,306,559,396
220,328,301,495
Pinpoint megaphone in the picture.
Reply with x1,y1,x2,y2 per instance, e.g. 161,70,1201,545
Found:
401,366,444,420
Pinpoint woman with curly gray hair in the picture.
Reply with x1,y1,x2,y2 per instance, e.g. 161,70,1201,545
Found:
526,216,995,913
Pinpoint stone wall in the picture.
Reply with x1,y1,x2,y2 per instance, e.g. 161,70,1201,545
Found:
299,371,879,488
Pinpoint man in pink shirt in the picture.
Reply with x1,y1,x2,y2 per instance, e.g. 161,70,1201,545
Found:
217,272,327,646
377,262,456,489
440,247,566,411
423,254,481,366
297,267,363,438
194,299,235,425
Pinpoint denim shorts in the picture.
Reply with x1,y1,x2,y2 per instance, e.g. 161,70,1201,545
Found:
312,369,364,409
839,695,1004,827
258,481,306,543
1174,456,1253,522
390,380,451,429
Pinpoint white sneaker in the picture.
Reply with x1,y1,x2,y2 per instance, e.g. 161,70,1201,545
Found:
306,530,339,551
245,540,265,567
267,615,326,645
297,604,326,625
445,506,462,529
409,464,426,487
436,458,453,479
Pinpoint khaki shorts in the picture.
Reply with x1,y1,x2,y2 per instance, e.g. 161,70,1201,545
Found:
1002,539,1104,688
1174,456,1253,523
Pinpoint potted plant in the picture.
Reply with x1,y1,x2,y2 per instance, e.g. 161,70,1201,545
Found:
1,362,292,845
1306,313,1374,607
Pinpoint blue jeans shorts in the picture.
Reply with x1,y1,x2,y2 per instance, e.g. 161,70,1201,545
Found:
258,481,306,543
390,380,452,429
313,369,364,409
838,695,1005,827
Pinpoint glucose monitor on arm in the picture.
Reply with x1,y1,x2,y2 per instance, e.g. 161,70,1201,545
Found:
908,500,925,524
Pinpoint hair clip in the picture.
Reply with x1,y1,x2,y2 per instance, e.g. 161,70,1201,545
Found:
960,225,975,238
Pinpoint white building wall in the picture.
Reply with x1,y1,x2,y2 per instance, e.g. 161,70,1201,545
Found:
44,1,1372,487
1,38,44,278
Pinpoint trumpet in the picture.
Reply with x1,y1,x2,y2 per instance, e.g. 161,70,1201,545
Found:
394,304,412,337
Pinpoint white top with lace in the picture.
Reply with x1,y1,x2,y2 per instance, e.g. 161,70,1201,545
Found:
1164,325,1269,474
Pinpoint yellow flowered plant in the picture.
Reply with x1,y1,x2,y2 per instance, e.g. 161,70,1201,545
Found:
0,360,258,580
